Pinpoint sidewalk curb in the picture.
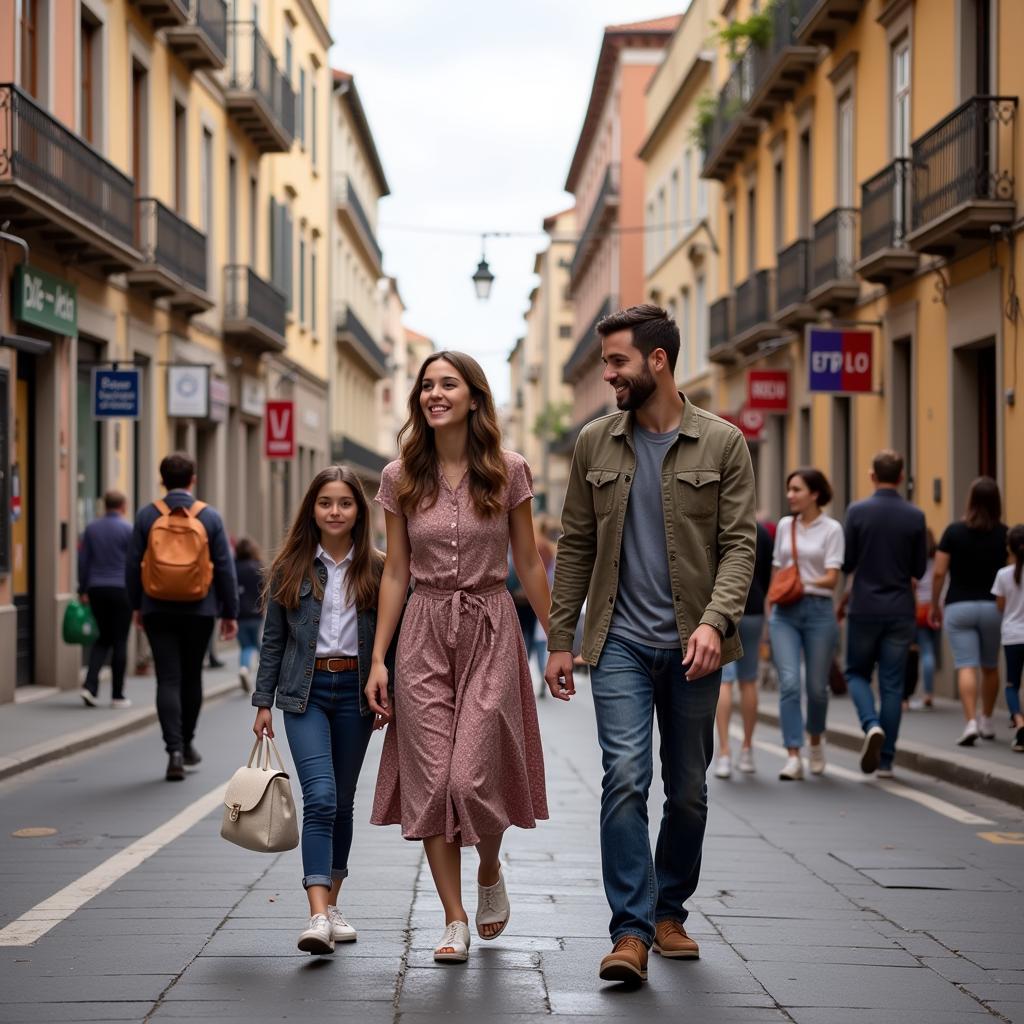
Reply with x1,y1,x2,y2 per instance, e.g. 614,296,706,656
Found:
754,706,1024,809
0,677,245,783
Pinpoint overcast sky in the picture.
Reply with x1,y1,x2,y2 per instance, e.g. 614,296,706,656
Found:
328,2,688,406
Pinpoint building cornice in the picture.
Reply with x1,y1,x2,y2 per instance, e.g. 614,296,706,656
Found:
333,73,391,197
638,54,712,161
292,0,332,50
876,0,914,29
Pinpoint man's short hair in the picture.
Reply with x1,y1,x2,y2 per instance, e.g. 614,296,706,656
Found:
103,489,127,511
160,452,196,490
872,449,904,484
596,303,680,373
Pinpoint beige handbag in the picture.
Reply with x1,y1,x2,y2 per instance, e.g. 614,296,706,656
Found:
220,736,300,853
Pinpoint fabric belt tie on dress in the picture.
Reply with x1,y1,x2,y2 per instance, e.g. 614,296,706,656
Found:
414,582,505,649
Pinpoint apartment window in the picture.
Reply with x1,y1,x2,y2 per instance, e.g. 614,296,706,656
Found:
80,10,100,144
269,197,293,310
657,188,667,262
311,81,318,167
747,186,757,275
727,211,736,289
228,156,238,264
681,288,692,377
837,92,854,207
694,276,707,368
773,160,785,254
892,39,911,158
202,127,214,286
683,148,693,224
670,171,679,245
249,175,258,266
21,0,41,98
798,129,812,237
298,235,306,323
284,33,293,80
698,178,708,218
298,67,306,146
310,242,317,333
131,61,148,195
173,102,187,214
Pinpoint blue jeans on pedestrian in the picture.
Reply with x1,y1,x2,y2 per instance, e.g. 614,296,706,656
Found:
916,626,937,695
1005,644,1024,718
283,669,373,890
769,596,838,750
238,618,262,671
590,634,721,946
845,617,916,770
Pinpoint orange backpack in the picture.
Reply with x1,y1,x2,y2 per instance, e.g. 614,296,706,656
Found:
141,500,214,601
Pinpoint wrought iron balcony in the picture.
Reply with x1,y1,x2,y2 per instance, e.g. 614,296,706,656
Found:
334,175,383,271
734,269,779,350
570,163,620,286
794,0,864,48
856,158,917,284
225,22,295,153
330,434,389,477
701,50,759,182
563,296,613,383
708,296,734,362
336,305,388,379
166,0,228,70
807,207,860,309
129,0,188,32
907,95,1018,258
747,0,818,120
127,198,211,315
0,84,139,272
774,238,816,327
223,264,286,353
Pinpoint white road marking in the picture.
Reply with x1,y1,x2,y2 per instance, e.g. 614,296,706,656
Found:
726,724,995,826
0,781,227,947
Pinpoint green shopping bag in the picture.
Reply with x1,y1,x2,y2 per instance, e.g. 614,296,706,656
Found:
63,599,99,645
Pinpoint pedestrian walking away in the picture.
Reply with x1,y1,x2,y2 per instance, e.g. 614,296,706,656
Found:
544,304,755,987
365,351,550,965
767,468,844,781
992,524,1024,752
838,450,927,779
235,536,265,693
930,477,1008,746
714,517,773,778
77,489,135,708
252,466,397,955
126,452,238,781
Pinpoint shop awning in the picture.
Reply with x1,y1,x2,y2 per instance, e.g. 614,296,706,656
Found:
1,333,52,355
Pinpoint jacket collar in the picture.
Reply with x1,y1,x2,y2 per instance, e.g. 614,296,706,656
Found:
609,393,700,441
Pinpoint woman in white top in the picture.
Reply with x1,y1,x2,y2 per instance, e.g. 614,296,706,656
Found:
992,524,1024,752
767,468,844,780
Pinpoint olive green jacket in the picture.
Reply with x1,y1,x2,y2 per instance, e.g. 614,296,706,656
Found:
548,398,756,667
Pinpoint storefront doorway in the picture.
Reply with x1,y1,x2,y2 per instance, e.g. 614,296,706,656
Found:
952,339,998,509
76,337,104,527
13,358,35,686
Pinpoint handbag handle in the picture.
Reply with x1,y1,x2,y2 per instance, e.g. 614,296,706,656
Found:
789,515,800,574
246,735,288,773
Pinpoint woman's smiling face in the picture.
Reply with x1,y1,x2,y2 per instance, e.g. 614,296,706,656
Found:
419,358,475,429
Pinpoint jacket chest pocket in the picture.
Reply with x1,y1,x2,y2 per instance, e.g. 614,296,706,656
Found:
288,580,313,627
586,470,620,517
675,470,721,520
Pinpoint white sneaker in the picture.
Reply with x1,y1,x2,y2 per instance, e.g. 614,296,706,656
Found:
326,905,356,943
779,755,804,780
876,767,895,780
860,726,885,774
110,697,133,709
297,914,335,955
434,920,471,963
713,754,732,779
808,742,826,775
738,748,756,774
79,688,99,708
957,720,979,746
907,697,924,711
239,666,252,693
977,714,995,740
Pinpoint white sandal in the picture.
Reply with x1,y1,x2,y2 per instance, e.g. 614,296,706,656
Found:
433,920,471,963
475,869,511,941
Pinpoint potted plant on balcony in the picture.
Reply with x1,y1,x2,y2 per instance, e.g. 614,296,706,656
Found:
715,0,779,59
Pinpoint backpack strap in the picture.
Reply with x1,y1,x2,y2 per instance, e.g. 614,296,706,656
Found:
153,499,171,516
187,500,208,518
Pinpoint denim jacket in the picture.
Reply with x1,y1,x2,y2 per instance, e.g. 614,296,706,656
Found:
252,558,397,716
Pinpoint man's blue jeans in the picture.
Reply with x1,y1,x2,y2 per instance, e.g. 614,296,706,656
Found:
590,635,721,946
845,617,916,770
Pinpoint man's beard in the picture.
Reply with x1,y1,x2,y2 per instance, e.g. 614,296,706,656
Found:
614,364,657,411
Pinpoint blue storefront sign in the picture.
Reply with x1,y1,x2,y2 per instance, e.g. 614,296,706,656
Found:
92,368,141,420
807,327,874,394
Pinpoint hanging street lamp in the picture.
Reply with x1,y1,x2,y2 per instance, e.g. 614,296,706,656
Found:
472,234,495,300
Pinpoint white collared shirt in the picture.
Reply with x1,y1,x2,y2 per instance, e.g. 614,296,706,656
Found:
315,544,358,657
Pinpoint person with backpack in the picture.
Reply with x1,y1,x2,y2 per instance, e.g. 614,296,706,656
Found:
126,452,238,781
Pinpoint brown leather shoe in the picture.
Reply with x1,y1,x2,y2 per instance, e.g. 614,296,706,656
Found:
653,920,700,959
598,936,648,985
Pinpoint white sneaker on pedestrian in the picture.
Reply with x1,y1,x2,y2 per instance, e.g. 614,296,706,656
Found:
977,714,996,740
876,767,895,779
326,905,357,943
808,742,826,775
957,720,980,746
738,748,756,774
110,697,133,709
434,921,471,963
297,914,335,955
779,755,804,780
79,688,99,708
239,666,252,693
907,697,924,711
713,755,732,779
860,726,885,774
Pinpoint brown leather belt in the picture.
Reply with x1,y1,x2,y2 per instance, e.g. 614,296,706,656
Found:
314,656,358,672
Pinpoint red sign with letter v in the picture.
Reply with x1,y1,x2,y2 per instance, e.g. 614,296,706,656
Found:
264,400,295,460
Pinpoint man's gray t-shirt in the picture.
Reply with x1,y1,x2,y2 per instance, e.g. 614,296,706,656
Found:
608,426,680,649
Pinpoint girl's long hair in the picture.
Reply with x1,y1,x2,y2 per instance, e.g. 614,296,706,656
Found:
395,350,507,518
964,476,1001,531
1008,524,1024,587
265,465,383,611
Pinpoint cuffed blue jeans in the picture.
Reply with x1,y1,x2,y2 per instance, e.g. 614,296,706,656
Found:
283,669,373,890
845,617,915,770
769,596,838,749
590,634,721,946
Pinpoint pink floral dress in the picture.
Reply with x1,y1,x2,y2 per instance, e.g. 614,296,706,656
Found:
371,450,548,846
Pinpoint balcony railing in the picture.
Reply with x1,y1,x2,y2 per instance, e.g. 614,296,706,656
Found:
910,96,1017,241
0,83,138,268
166,0,228,68
735,270,773,336
226,21,295,151
794,0,863,48
709,296,733,352
702,49,757,177
776,238,810,311
860,158,911,258
748,0,817,118
136,198,207,293
129,0,188,31
338,305,388,376
563,296,613,382
811,207,858,291
570,163,620,283
345,178,383,268
223,264,286,348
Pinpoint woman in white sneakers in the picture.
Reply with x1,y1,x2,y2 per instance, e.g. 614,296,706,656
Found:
992,524,1024,752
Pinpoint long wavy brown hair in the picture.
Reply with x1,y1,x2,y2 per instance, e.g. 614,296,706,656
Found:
395,351,508,518
265,466,383,611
